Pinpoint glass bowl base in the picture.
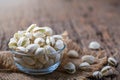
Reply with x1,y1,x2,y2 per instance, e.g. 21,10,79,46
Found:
15,62,60,75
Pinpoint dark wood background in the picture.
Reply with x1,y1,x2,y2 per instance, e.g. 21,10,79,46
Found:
0,0,120,80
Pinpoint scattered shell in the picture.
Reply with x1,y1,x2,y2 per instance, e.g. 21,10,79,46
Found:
67,50,79,58
93,71,102,79
101,66,112,76
79,62,90,70
55,40,64,50
89,41,100,49
34,38,45,46
17,37,30,47
26,44,39,54
81,55,95,64
108,57,118,67
64,62,76,74
16,47,27,53
26,24,36,32
35,48,45,55
22,56,35,66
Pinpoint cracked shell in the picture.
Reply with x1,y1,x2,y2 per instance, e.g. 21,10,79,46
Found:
67,50,79,58
108,57,118,67
93,71,102,79
81,55,95,64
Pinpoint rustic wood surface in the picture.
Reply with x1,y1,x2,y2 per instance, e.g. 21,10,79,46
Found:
0,0,120,80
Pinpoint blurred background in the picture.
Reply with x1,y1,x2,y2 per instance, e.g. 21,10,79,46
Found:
0,0,120,51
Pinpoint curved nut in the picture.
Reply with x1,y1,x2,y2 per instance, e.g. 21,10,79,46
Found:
81,55,95,64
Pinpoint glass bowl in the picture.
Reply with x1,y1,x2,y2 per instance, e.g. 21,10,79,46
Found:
11,45,65,75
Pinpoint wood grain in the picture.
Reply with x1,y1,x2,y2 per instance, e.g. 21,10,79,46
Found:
0,0,120,80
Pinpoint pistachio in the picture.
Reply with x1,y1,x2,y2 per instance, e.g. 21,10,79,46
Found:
43,27,53,36
54,54,61,63
26,24,36,32
44,59,54,68
26,44,40,54
93,71,102,79
55,40,64,50
45,45,57,53
14,31,25,40
108,57,118,67
101,66,112,76
17,37,30,47
8,40,17,49
81,55,95,64
22,56,35,66
16,47,27,53
35,62,43,69
34,38,45,46
67,50,79,58
38,53,49,64
52,35,63,40
24,32,33,39
89,41,100,49
35,48,45,55
14,57,34,68
46,36,55,46
79,62,90,70
64,62,76,74
33,27,45,33
33,32,45,38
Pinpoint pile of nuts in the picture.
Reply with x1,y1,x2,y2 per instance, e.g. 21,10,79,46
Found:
8,24,65,69
63,41,118,79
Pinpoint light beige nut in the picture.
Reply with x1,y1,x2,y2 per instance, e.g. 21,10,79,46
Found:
54,54,61,63
89,41,100,49
35,62,43,69
35,48,45,55
93,71,102,79
45,45,57,53
24,32,33,39
46,36,55,46
33,32,45,38
44,59,54,68
38,53,49,64
79,62,90,70
17,37,30,47
81,55,95,64
26,44,40,54
26,24,36,32
101,66,113,76
8,38,17,49
108,57,118,67
43,27,53,36
34,38,45,46
22,56,35,66
67,50,79,58
64,62,76,74
55,40,64,50
52,35,63,40
16,47,27,53
14,57,34,68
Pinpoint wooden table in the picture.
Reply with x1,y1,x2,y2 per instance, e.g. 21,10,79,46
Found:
0,0,120,80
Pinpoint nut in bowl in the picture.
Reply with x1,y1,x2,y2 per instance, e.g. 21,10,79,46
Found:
9,24,66,75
